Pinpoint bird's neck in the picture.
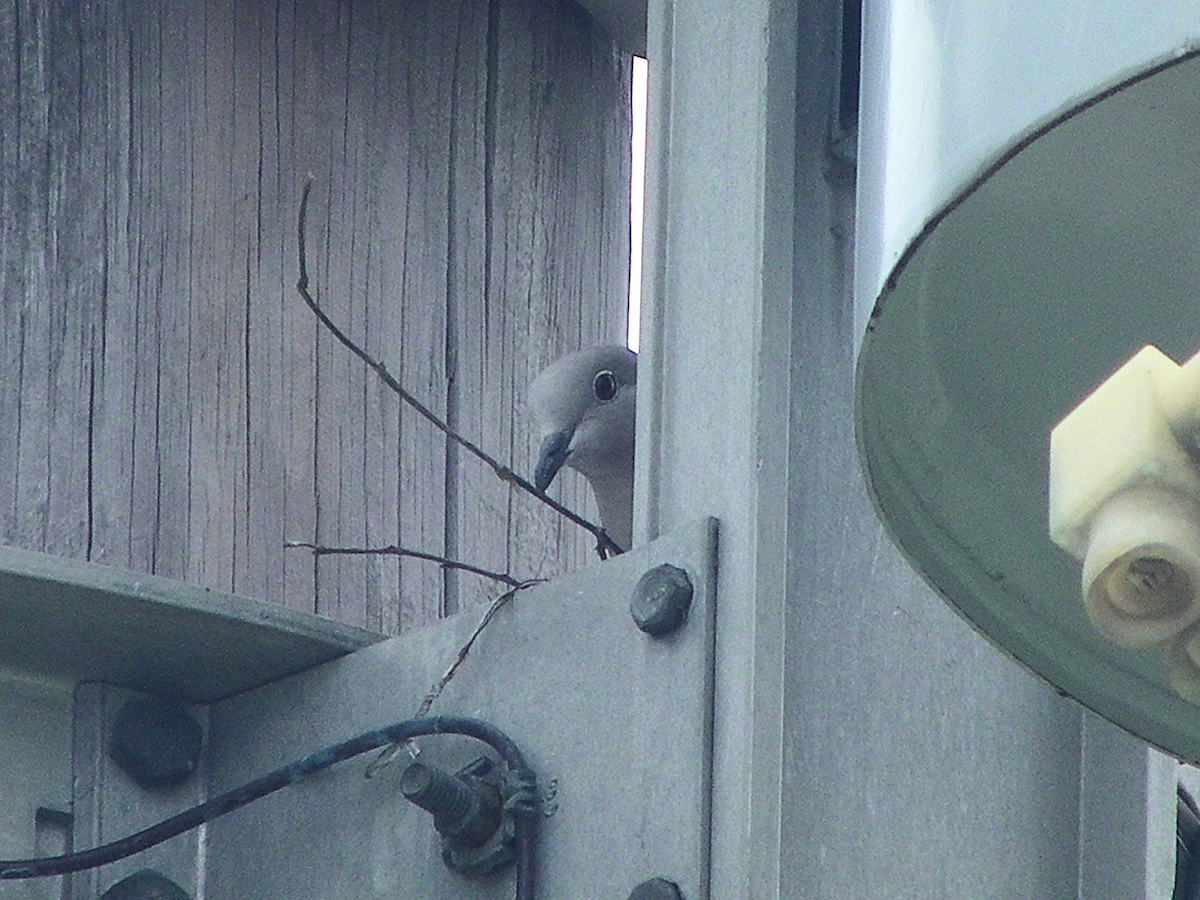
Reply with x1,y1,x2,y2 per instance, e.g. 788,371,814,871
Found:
580,464,634,553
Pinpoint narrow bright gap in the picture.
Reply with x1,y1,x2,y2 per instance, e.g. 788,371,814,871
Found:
627,56,648,352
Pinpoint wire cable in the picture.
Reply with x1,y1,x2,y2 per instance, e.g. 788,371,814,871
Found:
0,715,537,900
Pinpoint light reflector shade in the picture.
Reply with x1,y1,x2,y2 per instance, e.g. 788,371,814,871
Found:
856,49,1200,762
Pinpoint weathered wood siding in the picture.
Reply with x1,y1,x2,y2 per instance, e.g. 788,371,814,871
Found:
0,0,631,632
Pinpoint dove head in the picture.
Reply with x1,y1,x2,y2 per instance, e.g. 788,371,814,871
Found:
529,344,637,551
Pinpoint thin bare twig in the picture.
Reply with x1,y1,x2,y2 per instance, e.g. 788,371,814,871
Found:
296,179,621,558
416,582,532,714
363,580,536,778
285,540,524,588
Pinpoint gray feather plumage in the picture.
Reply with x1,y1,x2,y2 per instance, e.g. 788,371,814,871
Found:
528,345,636,552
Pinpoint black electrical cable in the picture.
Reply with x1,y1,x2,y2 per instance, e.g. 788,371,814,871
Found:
0,715,537,900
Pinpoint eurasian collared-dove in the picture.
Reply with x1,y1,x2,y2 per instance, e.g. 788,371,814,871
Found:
529,345,636,553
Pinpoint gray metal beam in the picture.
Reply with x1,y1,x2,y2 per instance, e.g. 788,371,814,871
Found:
638,0,1174,897
638,1,799,895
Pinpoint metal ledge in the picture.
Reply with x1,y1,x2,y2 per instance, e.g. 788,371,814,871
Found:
0,546,384,702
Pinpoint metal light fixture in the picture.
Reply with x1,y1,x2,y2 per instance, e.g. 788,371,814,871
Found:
855,4,1200,762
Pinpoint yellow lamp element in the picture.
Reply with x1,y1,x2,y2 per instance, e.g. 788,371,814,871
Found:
1050,347,1200,699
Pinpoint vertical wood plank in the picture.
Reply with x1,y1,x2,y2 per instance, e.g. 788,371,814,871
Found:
89,0,135,572
10,0,52,555
45,0,102,561
501,0,633,579
394,1,457,629
268,0,322,615
0,0,630,634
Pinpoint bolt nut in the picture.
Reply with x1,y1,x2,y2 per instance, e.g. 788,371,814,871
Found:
109,696,204,791
630,565,693,637
401,760,501,849
628,878,685,900
400,757,517,876
101,869,191,900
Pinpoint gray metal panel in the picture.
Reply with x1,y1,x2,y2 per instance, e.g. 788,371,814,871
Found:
783,55,1103,884
204,519,716,899
0,546,382,702
637,0,797,894
68,685,208,900
639,0,1174,897
1079,714,1176,900
0,673,71,900
780,473,1088,897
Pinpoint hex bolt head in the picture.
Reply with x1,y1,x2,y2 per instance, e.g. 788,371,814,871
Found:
109,696,204,791
101,869,192,900
627,878,685,900
630,564,693,637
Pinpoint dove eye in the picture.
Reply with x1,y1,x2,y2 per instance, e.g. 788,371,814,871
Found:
593,370,618,402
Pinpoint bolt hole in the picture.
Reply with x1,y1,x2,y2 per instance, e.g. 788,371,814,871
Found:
1106,554,1192,619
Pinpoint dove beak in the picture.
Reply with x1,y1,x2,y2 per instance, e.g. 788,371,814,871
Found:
534,430,573,491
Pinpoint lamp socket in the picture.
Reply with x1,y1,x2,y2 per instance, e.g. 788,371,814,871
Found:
1051,344,1200,701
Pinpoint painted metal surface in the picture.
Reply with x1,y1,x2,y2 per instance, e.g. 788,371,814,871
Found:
0,673,72,900
855,0,1200,765
856,0,1200,322
69,685,208,900
636,0,797,892
203,519,716,899
643,0,1175,897
0,545,381,703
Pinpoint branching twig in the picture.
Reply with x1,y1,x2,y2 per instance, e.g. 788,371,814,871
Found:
284,541,524,588
287,536,540,775
416,582,532,715
286,539,543,776
364,580,536,778
296,179,621,558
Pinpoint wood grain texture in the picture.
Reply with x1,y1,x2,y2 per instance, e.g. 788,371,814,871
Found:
0,0,630,632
